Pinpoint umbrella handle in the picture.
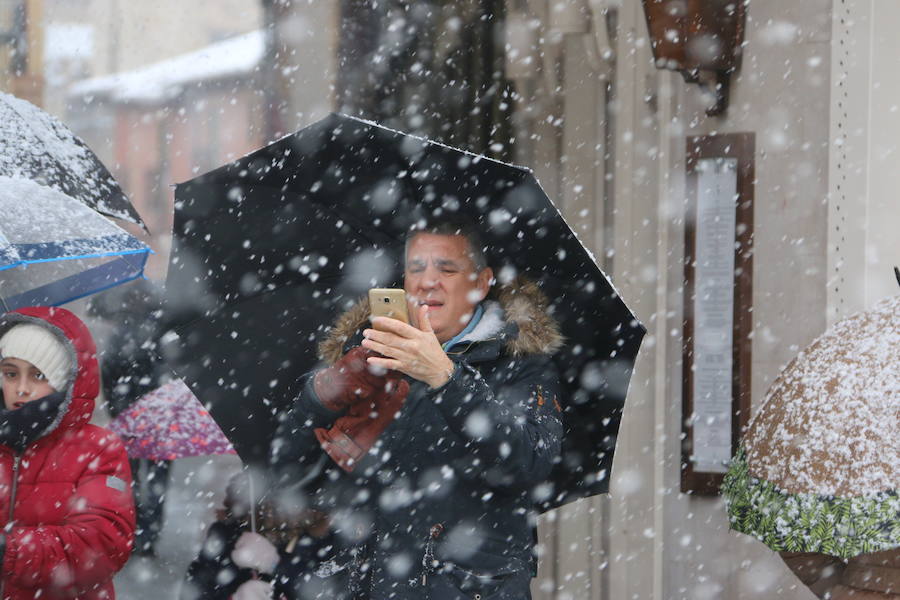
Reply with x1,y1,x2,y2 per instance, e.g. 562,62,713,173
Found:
249,472,257,534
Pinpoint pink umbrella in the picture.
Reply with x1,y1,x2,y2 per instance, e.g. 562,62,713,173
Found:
110,379,236,461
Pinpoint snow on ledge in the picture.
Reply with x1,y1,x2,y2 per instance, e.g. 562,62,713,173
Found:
68,30,265,105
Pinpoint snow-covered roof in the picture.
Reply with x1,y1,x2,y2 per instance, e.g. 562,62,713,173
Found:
68,30,264,104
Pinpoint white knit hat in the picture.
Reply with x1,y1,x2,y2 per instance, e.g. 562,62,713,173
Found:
0,324,73,392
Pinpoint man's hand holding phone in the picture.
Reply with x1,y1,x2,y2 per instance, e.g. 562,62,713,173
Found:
363,302,455,389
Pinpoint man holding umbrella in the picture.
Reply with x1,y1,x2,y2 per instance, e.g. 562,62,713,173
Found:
273,216,565,599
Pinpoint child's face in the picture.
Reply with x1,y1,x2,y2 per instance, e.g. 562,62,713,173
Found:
1,357,57,409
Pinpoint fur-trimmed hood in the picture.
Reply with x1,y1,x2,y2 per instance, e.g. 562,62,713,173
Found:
318,277,564,365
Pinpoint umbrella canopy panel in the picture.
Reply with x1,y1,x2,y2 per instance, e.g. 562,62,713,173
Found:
109,379,236,461
724,294,900,558
0,177,150,310
0,92,146,229
162,283,337,469
166,114,645,508
742,293,899,497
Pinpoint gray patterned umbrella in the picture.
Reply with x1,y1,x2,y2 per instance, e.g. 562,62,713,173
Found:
0,92,146,230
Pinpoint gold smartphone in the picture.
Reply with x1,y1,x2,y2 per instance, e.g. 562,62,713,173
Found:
368,288,410,324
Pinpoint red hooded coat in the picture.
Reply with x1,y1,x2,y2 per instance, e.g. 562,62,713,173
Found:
0,307,135,599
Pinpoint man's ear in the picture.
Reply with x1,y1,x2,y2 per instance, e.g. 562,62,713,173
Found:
475,267,494,302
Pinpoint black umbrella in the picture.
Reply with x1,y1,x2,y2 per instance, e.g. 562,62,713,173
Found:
165,113,645,508
0,92,146,230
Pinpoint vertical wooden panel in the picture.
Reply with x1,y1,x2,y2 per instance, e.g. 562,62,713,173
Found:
680,133,754,494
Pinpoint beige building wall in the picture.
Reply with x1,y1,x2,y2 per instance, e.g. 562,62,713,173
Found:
866,6,900,307
656,1,832,598
515,0,898,599
828,0,900,320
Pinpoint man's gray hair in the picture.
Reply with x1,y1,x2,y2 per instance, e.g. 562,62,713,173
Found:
404,217,489,272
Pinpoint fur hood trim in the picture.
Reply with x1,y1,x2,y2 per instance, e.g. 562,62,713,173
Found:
318,277,565,364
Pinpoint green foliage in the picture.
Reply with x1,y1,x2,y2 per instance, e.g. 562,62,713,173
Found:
721,448,899,559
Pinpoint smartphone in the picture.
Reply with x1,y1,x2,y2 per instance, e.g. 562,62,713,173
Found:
368,288,410,324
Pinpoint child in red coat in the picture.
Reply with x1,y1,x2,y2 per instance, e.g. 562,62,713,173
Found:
0,306,136,599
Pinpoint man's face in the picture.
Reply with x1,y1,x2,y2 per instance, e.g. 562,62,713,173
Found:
404,233,493,343
1,357,57,410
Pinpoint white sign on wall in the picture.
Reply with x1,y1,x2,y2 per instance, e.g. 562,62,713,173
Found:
690,158,737,474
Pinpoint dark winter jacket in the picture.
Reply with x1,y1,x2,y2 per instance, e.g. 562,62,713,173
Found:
272,279,564,600
273,529,348,600
100,313,168,418
0,307,136,600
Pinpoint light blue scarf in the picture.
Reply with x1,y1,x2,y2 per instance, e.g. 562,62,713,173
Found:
442,304,484,351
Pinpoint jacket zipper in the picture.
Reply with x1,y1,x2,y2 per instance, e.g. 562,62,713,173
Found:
0,452,22,599
421,523,444,587
7,453,21,522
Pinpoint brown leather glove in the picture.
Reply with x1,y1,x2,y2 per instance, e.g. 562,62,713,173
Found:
313,346,401,412
314,377,410,472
